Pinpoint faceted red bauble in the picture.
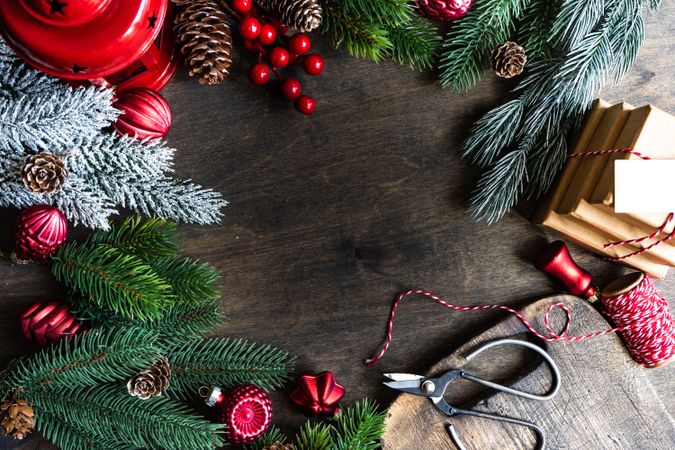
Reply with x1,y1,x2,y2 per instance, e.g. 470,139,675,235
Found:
258,24,277,46
268,47,290,68
113,88,172,141
294,95,316,116
218,385,272,444
535,241,596,298
14,204,68,261
280,78,302,100
290,371,345,415
19,301,83,346
303,54,325,76
288,34,311,55
231,0,253,14
239,15,261,40
249,64,271,85
416,0,473,21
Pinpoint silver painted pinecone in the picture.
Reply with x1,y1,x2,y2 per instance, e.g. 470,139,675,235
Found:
21,152,68,194
256,0,322,32
127,358,172,400
490,41,527,78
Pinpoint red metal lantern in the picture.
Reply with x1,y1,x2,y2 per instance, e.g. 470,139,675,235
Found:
0,0,178,93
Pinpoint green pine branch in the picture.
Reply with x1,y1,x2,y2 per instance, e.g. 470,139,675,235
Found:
28,384,224,450
86,216,178,260
332,399,386,450
5,327,161,393
295,421,334,450
37,411,134,450
517,0,561,61
244,426,290,449
148,256,220,306
386,17,440,70
167,338,294,399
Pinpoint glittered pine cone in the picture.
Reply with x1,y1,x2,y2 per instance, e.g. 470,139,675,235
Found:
0,399,35,440
490,41,527,78
127,358,171,400
21,152,68,194
175,0,233,85
264,442,294,450
256,0,322,32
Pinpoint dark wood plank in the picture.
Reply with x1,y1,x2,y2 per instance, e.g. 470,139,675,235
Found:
0,3,673,448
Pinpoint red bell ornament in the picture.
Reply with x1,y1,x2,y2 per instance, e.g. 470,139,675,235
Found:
113,88,172,141
0,0,178,93
535,240,597,299
14,204,68,261
210,385,272,444
290,371,345,415
19,301,83,346
416,0,473,21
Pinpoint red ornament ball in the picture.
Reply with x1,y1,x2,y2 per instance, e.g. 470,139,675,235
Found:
280,78,302,100
218,385,272,444
249,63,271,85
19,301,83,347
288,33,311,55
294,95,316,116
113,88,172,141
239,15,261,40
268,47,290,68
258,23,277,46
302,54,325,76
416,0,473,21
231,0,253,14
290,371,345,415
14,204,68,261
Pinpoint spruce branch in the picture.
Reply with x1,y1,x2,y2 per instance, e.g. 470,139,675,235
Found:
86,216,179,260
386,17,440,70
167,338,294,399
295,421,334,450
332,399,386,450
517,0,561,60
36,411,133,450
148,256,221,306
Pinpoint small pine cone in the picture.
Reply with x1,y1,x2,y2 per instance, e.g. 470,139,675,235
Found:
490,41,527,79
21,152,68,194
175,1,233,85
127,357,172,400
256,0,322,32
0,399,35,440
263,441,294,450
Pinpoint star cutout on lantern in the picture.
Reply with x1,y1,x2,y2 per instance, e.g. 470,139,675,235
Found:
72,64,86,74
46,0,67,15
148,13,158,29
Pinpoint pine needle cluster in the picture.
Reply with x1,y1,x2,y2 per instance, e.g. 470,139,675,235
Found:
320,0,440,70
0,36,226,229
246,399,386,450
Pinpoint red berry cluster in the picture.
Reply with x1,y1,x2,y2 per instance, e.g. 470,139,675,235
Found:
229,0,325,115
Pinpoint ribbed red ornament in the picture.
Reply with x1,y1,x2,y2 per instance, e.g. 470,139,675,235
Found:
290,371,345,415
19,301,83,346
14,204,68,261
218,385,272,444
535,240,596,299
113,88,172,141
416,0,473,21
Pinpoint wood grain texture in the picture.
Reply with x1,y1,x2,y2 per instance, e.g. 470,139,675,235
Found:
383,295,675,449
0,3,673,449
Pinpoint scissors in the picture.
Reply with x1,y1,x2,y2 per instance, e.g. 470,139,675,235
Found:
383,338,561,450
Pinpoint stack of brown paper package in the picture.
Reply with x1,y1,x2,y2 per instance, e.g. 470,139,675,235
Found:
535,99,675,279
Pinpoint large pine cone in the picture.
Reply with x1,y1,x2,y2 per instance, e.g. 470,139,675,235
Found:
127,358,172,400
256,0,322,32
21,152,68,194
0,399,35,440
175,1,233,85
264,441,294,450
490,41,527,78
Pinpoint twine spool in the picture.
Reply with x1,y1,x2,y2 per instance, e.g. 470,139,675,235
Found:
365,274,675,368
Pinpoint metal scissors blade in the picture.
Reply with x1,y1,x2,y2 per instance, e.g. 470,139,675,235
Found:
382,373,425,394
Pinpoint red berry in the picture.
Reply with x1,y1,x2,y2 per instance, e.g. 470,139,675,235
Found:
294,95,316,115
239,15,261,40
231,0,252,13
280,78,302,100
249,63,270,86
303,54,324,76
268,47,290,68
258,24,277,45
288,34,311,55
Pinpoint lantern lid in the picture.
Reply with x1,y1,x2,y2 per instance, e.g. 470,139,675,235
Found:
0,0,168,79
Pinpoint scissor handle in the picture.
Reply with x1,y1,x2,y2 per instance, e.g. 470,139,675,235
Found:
460,338,561,401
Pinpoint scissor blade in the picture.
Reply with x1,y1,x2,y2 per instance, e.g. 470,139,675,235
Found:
383,373,425,382
383,379,424,394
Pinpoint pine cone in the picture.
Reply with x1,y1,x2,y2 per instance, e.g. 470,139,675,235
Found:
21,152,68,194
0,399,35,440
175,1,233,85
256,0,322,32
127,358,172,400
490,41,527,79
263,441,294,450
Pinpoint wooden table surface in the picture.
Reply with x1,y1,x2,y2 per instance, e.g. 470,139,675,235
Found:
1,3,674,449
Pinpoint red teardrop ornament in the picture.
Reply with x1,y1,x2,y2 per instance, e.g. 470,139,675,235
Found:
290,371,345,415
113,88,172,140
535,240,596,298
217,385,272,444
19,301,83,346
14,204,68,261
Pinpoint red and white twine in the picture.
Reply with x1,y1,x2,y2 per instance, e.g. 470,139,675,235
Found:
365,276,675,368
